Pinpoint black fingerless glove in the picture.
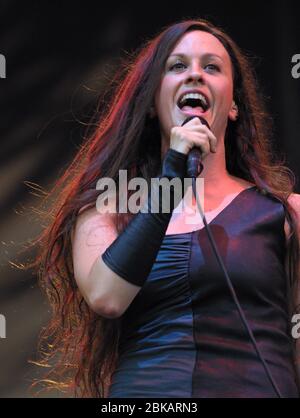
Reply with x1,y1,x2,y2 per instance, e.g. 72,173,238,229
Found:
101,148,187,287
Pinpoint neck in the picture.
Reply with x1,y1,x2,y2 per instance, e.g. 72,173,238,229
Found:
198,142,232,195
161,138,233,194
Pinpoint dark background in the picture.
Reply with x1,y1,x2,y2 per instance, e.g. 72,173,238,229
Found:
0,0,299,397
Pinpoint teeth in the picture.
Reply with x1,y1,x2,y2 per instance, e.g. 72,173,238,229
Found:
179,93,208,109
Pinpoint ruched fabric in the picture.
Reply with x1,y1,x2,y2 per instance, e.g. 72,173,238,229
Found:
108,186,299,398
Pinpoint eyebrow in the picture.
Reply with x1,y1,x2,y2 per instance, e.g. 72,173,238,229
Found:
168,52,224,61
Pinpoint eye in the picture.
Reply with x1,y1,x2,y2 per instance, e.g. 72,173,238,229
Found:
204,63,220,72
168,61,187,71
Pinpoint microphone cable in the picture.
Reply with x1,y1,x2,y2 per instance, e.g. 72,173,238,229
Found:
185,116,283,398
191,177,283,398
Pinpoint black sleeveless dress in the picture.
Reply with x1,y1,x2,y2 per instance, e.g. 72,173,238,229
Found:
107,186,299,398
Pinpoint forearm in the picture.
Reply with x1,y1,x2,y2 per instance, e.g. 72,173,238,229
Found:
101,148,187,287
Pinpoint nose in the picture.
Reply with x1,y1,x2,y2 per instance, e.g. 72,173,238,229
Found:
185,64,204,84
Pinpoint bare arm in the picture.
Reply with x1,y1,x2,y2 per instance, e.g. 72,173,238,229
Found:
72,123,214,319
71,207,141,319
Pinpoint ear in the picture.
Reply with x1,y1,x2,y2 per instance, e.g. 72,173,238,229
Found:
228,101,238,121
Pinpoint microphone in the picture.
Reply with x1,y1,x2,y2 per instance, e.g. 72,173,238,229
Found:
181,116,210,178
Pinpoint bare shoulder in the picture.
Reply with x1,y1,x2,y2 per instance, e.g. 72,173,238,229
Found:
285,193,300,240
287,193,300,226
71,203,118,290
287,193,300,213
71,203,117,248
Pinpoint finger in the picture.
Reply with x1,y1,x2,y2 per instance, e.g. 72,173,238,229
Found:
198,124,217,152
185,121,217,152
184,116,208,128
206,129,217,152
193,135,211,158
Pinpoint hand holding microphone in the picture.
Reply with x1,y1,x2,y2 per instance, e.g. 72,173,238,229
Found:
169,116,217,177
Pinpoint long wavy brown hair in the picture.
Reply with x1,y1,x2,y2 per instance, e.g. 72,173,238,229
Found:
25,18,300,397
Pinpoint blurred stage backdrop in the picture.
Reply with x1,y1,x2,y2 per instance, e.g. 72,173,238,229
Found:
0,0,299,397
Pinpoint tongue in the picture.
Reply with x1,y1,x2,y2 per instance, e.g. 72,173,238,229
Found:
181,105,204,114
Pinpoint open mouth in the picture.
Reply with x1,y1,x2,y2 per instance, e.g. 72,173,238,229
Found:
177,92,209,113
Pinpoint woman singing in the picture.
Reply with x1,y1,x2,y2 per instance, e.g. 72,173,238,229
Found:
31,19,300,397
